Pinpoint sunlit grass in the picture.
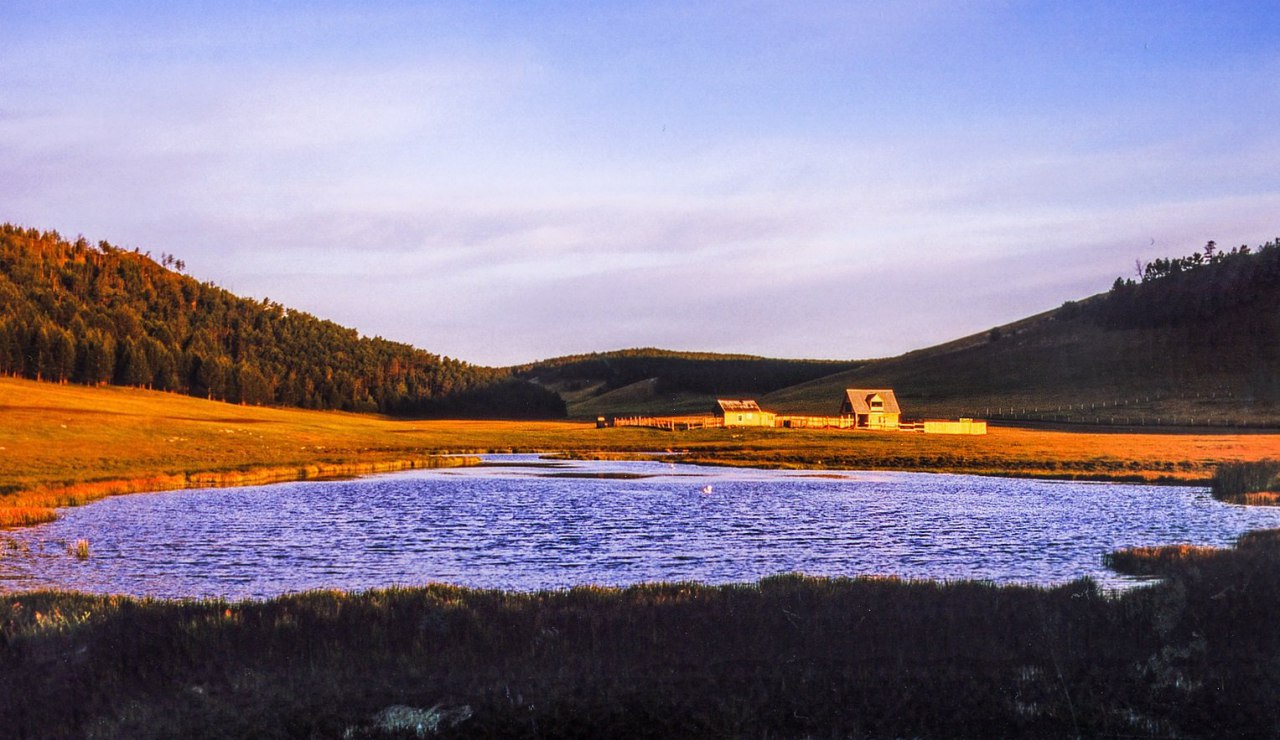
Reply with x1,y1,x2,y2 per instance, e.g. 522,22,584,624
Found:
4,376,1280,528
0,506,58,528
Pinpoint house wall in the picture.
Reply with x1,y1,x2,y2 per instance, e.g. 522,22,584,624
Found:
863,412,900,430
724,411,776,427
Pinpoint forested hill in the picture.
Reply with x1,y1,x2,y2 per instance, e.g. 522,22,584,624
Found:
765,238,1280,424
0,225,564,418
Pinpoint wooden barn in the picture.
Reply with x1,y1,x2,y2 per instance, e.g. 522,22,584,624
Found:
717,399,776,428
840,389,901,430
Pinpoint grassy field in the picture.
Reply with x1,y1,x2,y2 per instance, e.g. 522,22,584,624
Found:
4,531,1280,736
4,376,1280,527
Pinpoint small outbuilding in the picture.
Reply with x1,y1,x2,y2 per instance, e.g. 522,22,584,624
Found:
717,399,776,428
840,389,901,430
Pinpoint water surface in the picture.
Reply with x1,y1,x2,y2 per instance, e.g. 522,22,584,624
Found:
4,454,1279,599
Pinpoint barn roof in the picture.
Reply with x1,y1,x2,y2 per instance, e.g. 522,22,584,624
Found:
717,399,764,414
843,389,901,415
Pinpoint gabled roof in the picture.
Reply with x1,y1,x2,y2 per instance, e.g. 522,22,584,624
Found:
843,389,901,415
717,399,764,414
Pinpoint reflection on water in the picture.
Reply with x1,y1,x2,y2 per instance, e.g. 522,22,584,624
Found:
4,454,1280,599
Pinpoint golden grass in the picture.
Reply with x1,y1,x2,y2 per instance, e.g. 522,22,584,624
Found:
0,506,59,528
3,377,1280,528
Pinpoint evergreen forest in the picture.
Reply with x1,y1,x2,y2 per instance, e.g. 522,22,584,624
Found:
0,225,565,418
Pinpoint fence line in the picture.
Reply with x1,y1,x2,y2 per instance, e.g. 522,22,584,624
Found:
975,389,1279,430
607,415,986,435
611,415,724,431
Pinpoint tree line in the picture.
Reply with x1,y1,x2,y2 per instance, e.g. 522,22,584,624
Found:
1094,238,1280,329
0,225,564,418
1054,236,1280,403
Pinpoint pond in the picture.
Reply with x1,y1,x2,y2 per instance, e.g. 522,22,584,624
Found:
4,454,1280,599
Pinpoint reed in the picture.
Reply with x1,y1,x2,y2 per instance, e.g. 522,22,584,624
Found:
0,506,59,528
1101,543,1219,575
68,538,90,559
4,529,1280,737
1210,459,1280,504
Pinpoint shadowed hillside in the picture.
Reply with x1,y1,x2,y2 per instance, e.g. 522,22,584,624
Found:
0,225,564,418
514,348,858,418
766,239,1280,426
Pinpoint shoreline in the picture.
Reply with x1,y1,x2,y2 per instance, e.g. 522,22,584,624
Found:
4,531,1279,737
4,377,1275,530
2,447,1213,531
0,455,480,529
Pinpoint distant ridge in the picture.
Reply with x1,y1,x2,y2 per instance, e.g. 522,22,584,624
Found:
514,348,859,418
0,224,564,418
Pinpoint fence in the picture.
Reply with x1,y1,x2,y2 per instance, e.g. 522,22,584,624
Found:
975,390,1280,430
775,415,855,429
611,415,725,431
608,414,987,434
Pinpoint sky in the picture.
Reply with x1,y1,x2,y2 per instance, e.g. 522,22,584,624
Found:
3,1,1279,366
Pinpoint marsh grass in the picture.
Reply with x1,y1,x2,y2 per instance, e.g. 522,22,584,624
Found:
67,538,90,560
4,531,1280,736
0,506,59,528
1211,459,1280,504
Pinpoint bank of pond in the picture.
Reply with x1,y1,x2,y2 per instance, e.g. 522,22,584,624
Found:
3,533,1280,737
2,457,1280,736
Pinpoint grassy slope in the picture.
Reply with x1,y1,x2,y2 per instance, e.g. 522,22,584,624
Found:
5,532,1280,736
764,301,1280,423
516,348,857,419
563,377,720,418
4,376,1280,527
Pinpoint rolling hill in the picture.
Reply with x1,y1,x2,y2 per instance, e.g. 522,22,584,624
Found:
765,240,1280,426
513,348,859,418
516,239,1280,426
7,220,1275,428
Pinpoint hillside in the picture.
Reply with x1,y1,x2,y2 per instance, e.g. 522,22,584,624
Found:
0,225,564,418
766,239,1280,426
513,348,859,418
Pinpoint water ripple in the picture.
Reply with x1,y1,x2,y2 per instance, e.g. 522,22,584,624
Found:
4,454,1280,599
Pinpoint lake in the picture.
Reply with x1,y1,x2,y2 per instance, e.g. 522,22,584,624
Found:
4,454,1280,599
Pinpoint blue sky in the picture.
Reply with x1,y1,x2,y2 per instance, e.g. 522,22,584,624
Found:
4,2,1279,365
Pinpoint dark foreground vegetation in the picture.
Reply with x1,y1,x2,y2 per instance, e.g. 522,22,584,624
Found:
0,224,563,417
1212,459,1280,504
4,532,1280,737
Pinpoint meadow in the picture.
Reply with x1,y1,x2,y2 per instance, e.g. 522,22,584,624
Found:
5,376,1280,528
